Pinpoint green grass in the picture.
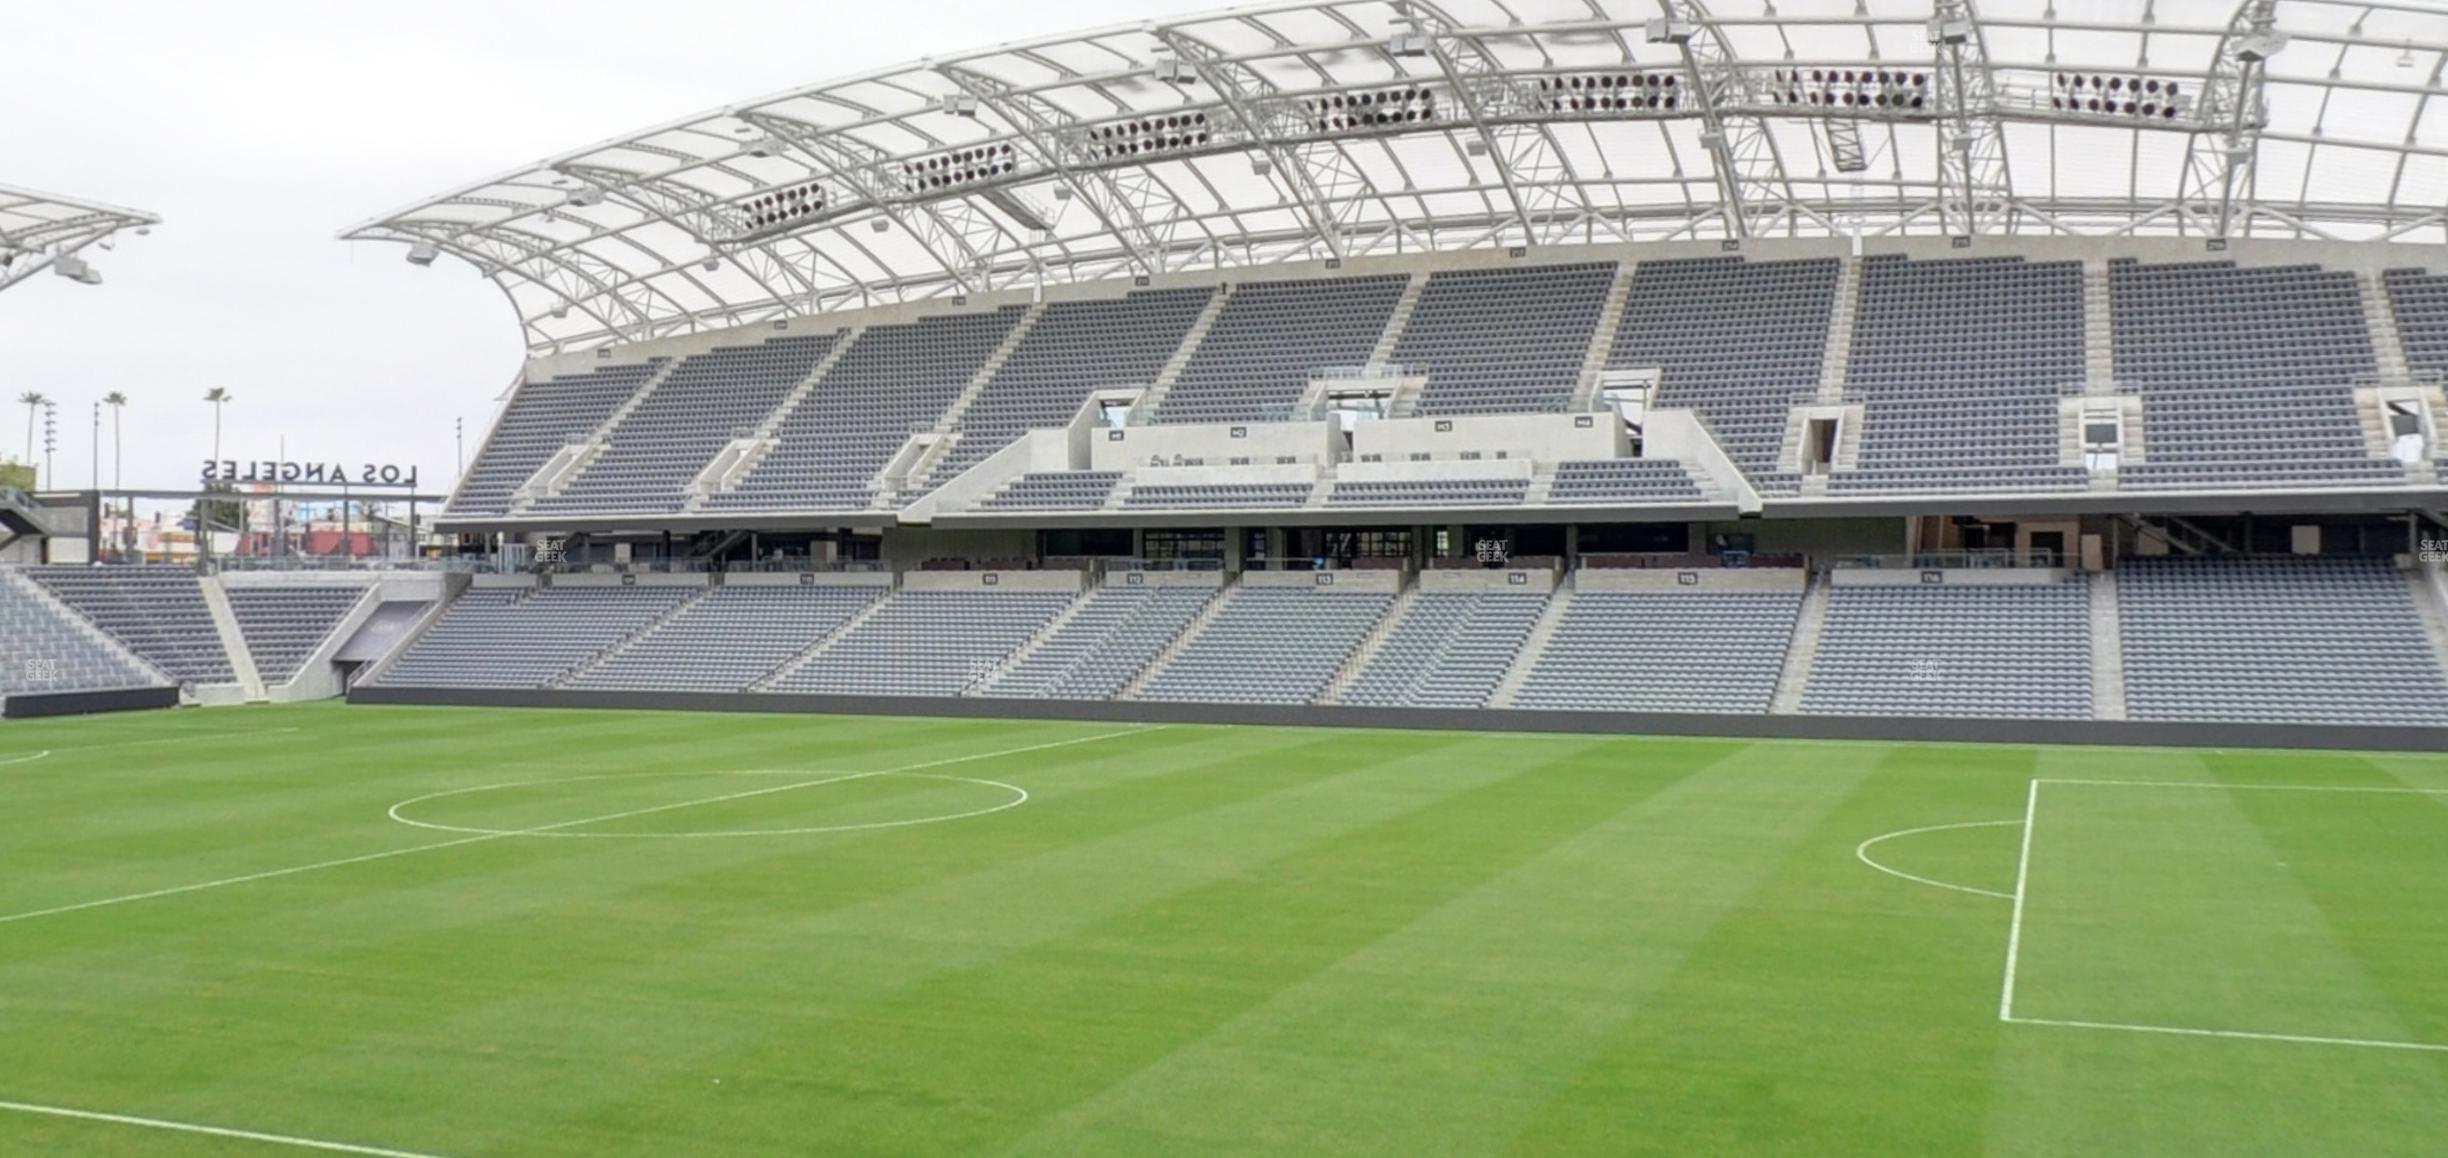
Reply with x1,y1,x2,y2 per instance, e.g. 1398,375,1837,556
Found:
2,703,2445,1156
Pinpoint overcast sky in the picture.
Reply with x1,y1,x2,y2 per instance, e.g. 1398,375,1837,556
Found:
0,0,1203,497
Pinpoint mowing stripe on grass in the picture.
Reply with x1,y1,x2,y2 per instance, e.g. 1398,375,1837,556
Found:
0,1097,448,1157
0,727,1154,928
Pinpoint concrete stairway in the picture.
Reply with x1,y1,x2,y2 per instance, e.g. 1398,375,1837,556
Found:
2083,257,2118,395
1815,256,1861,404
1131,288,1232,419
1768,571,1834,713
1489,575,1575,708
1364,273,1425,374
1320,575,1419,704
1120,575,1241,699
2089,571,2128,721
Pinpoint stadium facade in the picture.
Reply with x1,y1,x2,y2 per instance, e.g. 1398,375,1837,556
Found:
13,1,2448,744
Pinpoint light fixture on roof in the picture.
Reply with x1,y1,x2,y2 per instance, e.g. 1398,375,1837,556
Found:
1644,18,1694,46
1153,54,1196,85
1251,155,1273,176
568,186,607,207
871,218,890,233
742,134,779,158
701,255,721,272
1389,30,1432,57
1926,17,1971,46
52,253,100,284
406,240,440,267
1464,137,1490,157
2401,42,2418,69
940,93,981,117
2236,30,2288,62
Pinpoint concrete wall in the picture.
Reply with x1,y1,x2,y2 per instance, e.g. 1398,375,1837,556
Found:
1419,567,1559,594
1092,421,1336,471
345,685,2448,753
1102,570,1228,589
1831,567,2072,587
723,570,894,588
1240,568,1403,593
1574,566,1809,593
1352,412,1620,464
900,569,1085,593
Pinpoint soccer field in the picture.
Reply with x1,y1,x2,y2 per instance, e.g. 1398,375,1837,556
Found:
2,704,2444,1157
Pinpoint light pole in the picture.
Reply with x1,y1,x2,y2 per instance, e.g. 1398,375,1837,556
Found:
42,400,57,485
203,387,232,463
17,391,45,472
104,391,127,491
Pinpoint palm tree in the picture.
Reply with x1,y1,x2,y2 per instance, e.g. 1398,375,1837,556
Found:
103,392,127,491
203,387,232,463
17,391,45,465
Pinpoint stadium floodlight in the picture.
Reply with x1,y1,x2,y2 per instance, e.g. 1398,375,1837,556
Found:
51,253,100,284
1388,31,1432,58
742,135,779,158
406,240,440,267
568,186,607,208
870,218,890,233
1153,55,1195,85
1251,155,1273,176
701,256,721,272
1464,138,1490,158
2236,31,2289,62
1644,18,1695,45
940,93,981,117
1926,17,1972,46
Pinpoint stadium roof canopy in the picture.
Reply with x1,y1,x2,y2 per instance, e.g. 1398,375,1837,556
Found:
347,0,2448,353
0,184,159,294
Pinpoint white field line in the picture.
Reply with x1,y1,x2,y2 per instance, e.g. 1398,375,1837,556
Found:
387,772,1029,839
0,726,304,768
2003,1015,2448,1054
1997,778,2040,1021
1854,819,2021,900
0,1097,449,1157
2035,778,2448,795
0,726,1155,928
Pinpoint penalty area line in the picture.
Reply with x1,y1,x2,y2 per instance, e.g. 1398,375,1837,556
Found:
2002,1015,2448,1054
0,726,1154,928
0,1097,449,1157
1854,819,2021,900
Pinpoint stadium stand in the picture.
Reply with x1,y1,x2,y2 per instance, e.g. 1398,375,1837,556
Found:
1122,482,1313,509
980,584,1217,699
980,472,1124,511
1327,478,1528,506
1134,585,1392,704
2108,260,2403,489
447,360,663,517
25,567,234,685
565,584,884,692
765,587,1078,696
2384,267,2448,377
535,333,843,513
1395,262,1617,416
1152,274,1409,424
1611,256,1838,494
1335,591,1549,708
926,288,1215,484
708,308,1025,512
225,586,366,685
2118,557,2448,725
1833,255,2091,494
1511,586,1803,714
1546,459,1707,503
1800,578,2094,719
374,586,693,689
0,571,160,696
